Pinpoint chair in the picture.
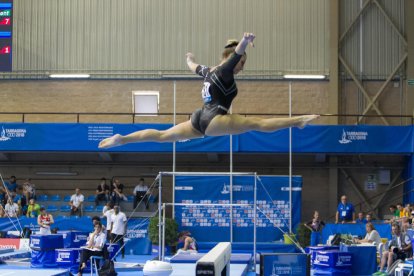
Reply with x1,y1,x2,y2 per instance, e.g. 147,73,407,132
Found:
47,205,58,212
50,194,61,201
127,195,134,202
84,205,95,212
90,255,104,276
96,205,104,212
60,205,71,212
37,194,48,202
87,195,96,202
63,195,71,202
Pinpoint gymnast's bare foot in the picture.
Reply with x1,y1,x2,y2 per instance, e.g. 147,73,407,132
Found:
296,115,319,129
98,134,123,148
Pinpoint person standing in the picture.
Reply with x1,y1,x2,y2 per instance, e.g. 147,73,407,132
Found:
304,210,325,246
103,201,115,241
110,205,127,258
22,178,36,203
26,198,41,218
335,195,355,224
70,188,84,216
37,207,54,235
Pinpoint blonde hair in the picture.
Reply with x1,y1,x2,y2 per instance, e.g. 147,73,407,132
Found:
222,39,241,60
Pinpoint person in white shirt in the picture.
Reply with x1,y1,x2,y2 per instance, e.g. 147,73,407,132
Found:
70,188,84,216
103,201,115,241
77,222,106,276
22,178,36,203
110,205,127,258
5,198,19,217
133,178,149,209
354,222,381,245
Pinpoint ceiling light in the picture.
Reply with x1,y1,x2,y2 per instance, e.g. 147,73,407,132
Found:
49,74,90,79
35,171,78,176
283,74,326,80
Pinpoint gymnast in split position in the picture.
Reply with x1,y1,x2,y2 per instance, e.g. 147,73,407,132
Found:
99,32,318,149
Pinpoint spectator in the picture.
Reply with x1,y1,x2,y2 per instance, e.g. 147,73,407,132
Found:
37,207,54,235
378,223,412,274
133,178,149,209
354,212,367,224
403,204,412,218
14,186,26,213
401,217,410,233
335,195,355,224
1,176,18,203
0,205,5,218
95,177,110,207
354,222,381,245
110,179,125,205
304,210,325,246
366,213,373,223
396,203,404,218
177,231,197,252
26,198,41,218
22,178,36,203
103,201,115,241
110,205,127,258
77,222,106,276
92,216,106,239
70,188,84,216
5,197,19,217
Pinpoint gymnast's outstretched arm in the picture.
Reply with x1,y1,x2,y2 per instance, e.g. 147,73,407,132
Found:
186,53,199,73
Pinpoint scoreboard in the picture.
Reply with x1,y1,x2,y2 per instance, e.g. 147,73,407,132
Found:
0,0,12,71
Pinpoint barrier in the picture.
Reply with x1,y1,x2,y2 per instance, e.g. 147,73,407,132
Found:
195,242,231,276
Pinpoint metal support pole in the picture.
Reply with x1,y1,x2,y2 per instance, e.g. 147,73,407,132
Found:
162,203,166,261
229,108,233,243
253,173,257,272
288,82,292,233
172,81,176,219
158,173,162,260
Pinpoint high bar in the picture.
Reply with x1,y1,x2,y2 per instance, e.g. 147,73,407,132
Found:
158,171,257,176
163,203,253,207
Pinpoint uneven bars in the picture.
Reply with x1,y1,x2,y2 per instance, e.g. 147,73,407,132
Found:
163,203,253,207
159,171,257,176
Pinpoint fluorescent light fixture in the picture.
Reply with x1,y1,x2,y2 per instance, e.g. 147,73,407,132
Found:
283,74,326,80
49,74,90,79
35,171,78,176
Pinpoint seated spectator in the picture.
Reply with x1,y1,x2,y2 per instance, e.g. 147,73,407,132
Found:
0,205,5,218
377,223,412,274
400,217,410,233
22,178,36,203
70,188,84,216
397,203,406,218
110,178,125,205
133,178,149,209
366,213,373,223
335,195,355,224
14,186,26,213
403,204,412,218
354,212,367,224
95,177,110,207
354,222,381,245
177,231,197,252
1,176,18,204
77,222,106,276
38,207,54,235
5,197,20,217
26,198,41,218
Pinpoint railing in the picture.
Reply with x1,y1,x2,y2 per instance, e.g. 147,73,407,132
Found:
0,112,412,125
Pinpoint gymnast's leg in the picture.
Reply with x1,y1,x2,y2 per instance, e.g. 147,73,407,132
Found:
205,114,318,136
98,120,203,148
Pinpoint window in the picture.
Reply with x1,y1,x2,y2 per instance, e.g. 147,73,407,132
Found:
132,91,159,116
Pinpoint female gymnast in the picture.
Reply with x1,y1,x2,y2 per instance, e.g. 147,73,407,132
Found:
99,32,318,149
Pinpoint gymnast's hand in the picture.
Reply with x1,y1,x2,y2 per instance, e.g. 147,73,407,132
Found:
186,52,195,63
98,134,123,149
243,32,256,47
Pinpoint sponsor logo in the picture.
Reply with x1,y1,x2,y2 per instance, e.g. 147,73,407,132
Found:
0,126,27,141
339,129,368,144
0,238,22,249
56,252,71,262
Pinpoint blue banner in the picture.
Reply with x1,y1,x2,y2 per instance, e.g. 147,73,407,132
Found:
174,175,302,242
0,216,152,255
0,123,412,154
260,253,308,276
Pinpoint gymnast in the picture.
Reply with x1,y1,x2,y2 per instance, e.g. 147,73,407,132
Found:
99,32,318,149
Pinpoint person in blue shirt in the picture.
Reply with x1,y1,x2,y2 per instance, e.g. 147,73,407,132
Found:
1,176,18,204
354,212,367,223
335,195,355,223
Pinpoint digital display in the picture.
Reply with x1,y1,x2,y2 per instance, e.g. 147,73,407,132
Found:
0,0,12,71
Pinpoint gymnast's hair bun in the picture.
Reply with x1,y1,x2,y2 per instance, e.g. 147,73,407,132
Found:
224,39,239,48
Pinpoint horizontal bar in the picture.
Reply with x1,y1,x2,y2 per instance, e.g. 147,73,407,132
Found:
159,171,257,176
164,203,253,207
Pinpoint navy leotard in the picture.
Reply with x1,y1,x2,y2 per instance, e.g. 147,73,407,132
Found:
190,53,242,135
